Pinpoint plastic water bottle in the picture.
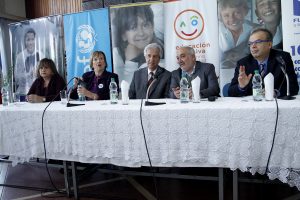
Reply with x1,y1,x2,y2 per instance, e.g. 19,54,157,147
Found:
1,86,9,106
109,78,118,104
252,70,263,101
180,74,189,103
78,85,86,101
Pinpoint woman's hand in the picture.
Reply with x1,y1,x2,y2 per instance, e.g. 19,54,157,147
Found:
77,85,87,96
77,86,98,100
27,94,45,103
74,77,83,88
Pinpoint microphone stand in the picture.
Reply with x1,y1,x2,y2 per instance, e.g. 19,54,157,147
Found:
278,66,295,100
66,102,85,107
145,79,166,106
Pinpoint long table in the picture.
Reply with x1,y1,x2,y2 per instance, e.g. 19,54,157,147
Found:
1,97,300,192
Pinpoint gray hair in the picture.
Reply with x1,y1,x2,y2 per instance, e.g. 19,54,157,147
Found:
144,43,163,58
180,46,195,55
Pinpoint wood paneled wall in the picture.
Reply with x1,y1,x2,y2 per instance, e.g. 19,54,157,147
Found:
25,0,82,19
25,0,158,19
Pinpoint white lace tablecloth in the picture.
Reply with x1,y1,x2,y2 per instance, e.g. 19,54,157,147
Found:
1,96,300,189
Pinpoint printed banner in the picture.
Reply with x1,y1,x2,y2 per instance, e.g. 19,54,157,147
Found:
218,0,283,96
0,54,1,72
164,0,219,75
281,0,300,91
1,17,17,95
110,2,164,84
64,9,112,83
9,16,64,94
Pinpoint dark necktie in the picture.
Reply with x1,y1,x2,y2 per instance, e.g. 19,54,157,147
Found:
259,63,266,78
25,55,36,73
182,72,192,88
147,72,154,88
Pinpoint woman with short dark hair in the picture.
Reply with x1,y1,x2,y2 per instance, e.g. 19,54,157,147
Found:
27,58,66,103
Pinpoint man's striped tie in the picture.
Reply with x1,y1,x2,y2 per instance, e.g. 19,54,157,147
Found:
259,63,266,78
147,72,154,88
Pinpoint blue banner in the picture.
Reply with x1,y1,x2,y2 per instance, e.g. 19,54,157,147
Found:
64,9,112,83
294,0,300,16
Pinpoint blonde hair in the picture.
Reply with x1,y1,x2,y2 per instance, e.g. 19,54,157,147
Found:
89,51,107,70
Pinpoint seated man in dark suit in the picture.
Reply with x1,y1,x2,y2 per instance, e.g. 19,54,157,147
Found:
170,46,220,99
228,28,299,97
129,43,171,99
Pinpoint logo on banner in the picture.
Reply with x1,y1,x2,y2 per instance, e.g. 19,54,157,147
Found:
76,25,97,53
174,9,204,40
294,0,300,16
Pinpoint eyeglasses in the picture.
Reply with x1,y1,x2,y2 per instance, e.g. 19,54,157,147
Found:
248,40,272,46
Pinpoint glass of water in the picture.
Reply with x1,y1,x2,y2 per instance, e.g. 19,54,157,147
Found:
60,90,67,104
13,92,20,104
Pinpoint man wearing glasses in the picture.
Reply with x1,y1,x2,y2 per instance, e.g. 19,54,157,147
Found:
228,28,299,97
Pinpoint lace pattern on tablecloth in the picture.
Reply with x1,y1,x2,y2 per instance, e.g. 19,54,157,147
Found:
244,167,300,190
1,99,300,190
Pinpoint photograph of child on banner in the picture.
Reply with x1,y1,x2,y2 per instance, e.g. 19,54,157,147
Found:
12,16,63,96
218,0,257,69
0,55,2,104
255,0,282,49
111,4,164,84
14,28,45,94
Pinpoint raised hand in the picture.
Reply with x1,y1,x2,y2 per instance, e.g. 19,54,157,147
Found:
238,65,252,89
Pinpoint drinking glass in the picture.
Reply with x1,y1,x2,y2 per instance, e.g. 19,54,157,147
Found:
60,90,67,104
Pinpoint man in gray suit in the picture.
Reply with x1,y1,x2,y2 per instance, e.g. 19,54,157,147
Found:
170,46,220,99
129,43,171,99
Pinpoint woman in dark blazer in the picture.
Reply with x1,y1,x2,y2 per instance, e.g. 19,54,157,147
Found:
70,51,119,100
27,58,66,103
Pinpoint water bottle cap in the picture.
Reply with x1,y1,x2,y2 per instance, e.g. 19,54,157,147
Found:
111,77,115,82
254,70,259,74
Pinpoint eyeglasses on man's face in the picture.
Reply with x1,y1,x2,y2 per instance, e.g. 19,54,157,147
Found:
248,39,272,46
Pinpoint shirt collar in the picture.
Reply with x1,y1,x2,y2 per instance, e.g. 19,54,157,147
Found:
182,65,195,77
25,49,36,57
257,57,268,66
148,68,157,76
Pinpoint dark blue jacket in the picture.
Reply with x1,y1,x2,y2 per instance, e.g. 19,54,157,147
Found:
71,70,119,100
228,49,299,97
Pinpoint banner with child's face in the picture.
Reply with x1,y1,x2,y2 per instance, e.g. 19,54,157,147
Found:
9,15,64,94
218,0,283,96
110,2,164,85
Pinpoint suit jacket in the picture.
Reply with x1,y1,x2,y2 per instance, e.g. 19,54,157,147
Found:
27,74,66,102
228,49,299,97
70,70,119,100
169,61,220,98
129,66,171,99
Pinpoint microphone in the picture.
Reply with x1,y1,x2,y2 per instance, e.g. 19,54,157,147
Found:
275,56,295,100
75,77,85,86
66,77,86,107
145,69,166,106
